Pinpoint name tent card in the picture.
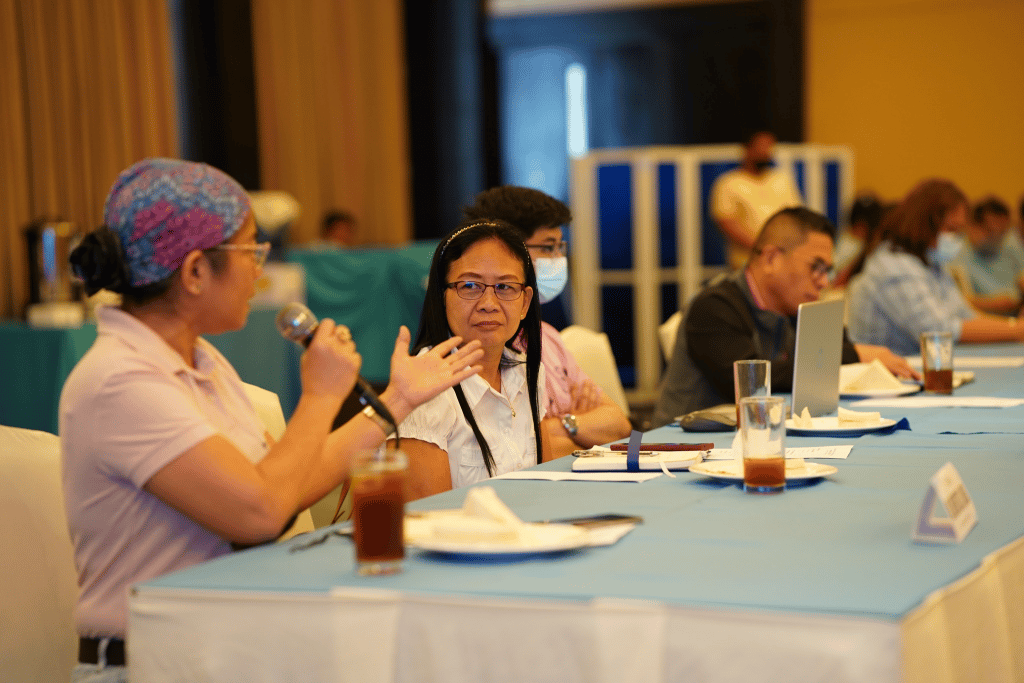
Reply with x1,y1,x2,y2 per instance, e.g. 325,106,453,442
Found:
913,462,977,544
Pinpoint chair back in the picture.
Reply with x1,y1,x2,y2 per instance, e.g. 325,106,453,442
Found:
558,325,630,414
658,310,684,362
241,384,314,537
0,425,78,682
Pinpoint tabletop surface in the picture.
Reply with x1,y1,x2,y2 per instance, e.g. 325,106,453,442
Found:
140,345,1024,623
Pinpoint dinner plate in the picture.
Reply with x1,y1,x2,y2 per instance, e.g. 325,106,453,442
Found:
786,416,897,436
840,384,921,398
406,522,590,559
689,460,837,482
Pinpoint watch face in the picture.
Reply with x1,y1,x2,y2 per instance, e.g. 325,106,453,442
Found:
562,414,578,435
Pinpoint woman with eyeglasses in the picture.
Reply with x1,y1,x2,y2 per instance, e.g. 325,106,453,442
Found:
393,219,549,499
60,159,483,682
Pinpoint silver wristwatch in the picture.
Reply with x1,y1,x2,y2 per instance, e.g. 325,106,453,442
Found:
362,404,396,437
560,413,579,437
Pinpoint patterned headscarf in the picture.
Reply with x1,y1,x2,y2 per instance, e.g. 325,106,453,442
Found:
103,158,251,287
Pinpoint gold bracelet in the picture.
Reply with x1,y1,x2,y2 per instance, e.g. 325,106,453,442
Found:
361,404,396,437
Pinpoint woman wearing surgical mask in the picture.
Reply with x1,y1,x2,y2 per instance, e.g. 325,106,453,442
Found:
465,187,632,458
847,179,1024,354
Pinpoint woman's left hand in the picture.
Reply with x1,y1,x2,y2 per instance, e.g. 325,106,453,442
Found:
382,327,484,421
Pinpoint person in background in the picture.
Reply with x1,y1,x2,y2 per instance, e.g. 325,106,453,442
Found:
60,159,483,682
710,130,804,270
394,220,549,500
847,179,1024,355
320,209,357,247
464,186,632,458
831,193,885,288
653,207,916,427
949,196,1024,315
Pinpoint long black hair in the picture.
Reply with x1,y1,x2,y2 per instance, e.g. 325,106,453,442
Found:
413,219,544,475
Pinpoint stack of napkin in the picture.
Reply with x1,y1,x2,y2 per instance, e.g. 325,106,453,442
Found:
405,487,528,545
791,405,882,427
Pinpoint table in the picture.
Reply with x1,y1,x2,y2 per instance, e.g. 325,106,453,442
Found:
129,347,1024,683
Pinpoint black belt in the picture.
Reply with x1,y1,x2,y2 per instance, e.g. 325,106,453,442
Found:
79,637,126,666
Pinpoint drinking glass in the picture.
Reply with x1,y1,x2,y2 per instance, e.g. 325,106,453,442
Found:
351,449,407,575
740,396,786,494
920,331,954,394
734,359,771,424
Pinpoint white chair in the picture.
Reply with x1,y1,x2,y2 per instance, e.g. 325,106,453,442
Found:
241,384,315,538
558,325,630,415
0,425,79,682
658,310,684,362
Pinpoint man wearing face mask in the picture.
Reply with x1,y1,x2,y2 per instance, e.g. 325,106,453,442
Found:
950,197,1024,315
465,187,633,457
848,179,1024,355
711,130,804,269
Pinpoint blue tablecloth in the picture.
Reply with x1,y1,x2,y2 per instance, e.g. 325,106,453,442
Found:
141,352,1024,621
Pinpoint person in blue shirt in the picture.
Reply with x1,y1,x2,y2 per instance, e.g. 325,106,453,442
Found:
847,179,1024,355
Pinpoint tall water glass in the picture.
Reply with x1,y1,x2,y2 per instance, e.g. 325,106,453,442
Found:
740,396,786,494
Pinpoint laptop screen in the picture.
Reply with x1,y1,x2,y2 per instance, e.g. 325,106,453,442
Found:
791,298,846,417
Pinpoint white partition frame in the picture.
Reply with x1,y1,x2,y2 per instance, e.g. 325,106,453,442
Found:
569,143,854,403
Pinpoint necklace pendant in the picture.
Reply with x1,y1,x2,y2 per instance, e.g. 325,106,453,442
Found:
511,407,516,417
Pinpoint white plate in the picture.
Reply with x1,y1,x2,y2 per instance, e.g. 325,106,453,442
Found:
786,416,897,436
406,522,590,558
689,460,837,482
840,384,921,398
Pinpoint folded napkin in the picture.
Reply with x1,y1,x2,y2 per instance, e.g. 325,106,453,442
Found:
406,487,528,545
792,406,814,428
839,359,907,394
837,406,882,425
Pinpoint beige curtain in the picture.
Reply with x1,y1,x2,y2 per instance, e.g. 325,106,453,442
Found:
251,0,412,246
0,0,179,319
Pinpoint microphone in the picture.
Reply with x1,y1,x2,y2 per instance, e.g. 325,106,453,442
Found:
275,302,398,433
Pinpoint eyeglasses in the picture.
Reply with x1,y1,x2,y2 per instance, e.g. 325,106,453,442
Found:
214,242,271,268
446,281,526,301
524,241,568,257
752,246,834,281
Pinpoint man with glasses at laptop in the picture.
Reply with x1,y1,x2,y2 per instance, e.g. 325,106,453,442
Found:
653,207,916,427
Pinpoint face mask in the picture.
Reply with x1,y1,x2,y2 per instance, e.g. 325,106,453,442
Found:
928,232,964,266
534,256,568,304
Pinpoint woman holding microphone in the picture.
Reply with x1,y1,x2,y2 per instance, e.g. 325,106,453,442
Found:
60,158,483,682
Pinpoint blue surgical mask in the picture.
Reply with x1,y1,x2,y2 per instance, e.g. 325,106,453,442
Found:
928,232,964,266
534,256,568,304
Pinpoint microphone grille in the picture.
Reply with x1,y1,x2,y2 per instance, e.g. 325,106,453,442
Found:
275,302,318,343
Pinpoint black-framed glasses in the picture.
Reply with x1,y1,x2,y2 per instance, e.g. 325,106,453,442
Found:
214,242,271,268
524,241,568,257
752,246,833,281
446,281,526,301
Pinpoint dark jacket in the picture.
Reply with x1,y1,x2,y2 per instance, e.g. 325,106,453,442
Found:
652,270,858,426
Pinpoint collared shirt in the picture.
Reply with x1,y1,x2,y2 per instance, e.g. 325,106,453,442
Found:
711,167,803,269
60,306,266,637
951,238,1024,298
397,349,546,489
539,321,600,416
848,243,976,355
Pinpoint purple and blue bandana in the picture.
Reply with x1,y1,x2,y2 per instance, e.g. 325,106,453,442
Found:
103,158,251,287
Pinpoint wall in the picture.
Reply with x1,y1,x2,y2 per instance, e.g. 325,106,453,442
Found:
807,0,1024,206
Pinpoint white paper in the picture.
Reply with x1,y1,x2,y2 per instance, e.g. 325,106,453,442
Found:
851,396,1024,409
494,470,663,483
905,355,1024,369
706,445,853,460
839,359,907,393
586,523,638,546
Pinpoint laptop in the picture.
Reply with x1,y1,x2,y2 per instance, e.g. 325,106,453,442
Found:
790,298,846,417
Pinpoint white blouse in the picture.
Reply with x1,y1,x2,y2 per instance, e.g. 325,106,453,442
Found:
394,349,547,489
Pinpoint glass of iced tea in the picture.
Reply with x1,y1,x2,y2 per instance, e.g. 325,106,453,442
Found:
351,448,407,576
740,396,786,494
920,331,954,394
